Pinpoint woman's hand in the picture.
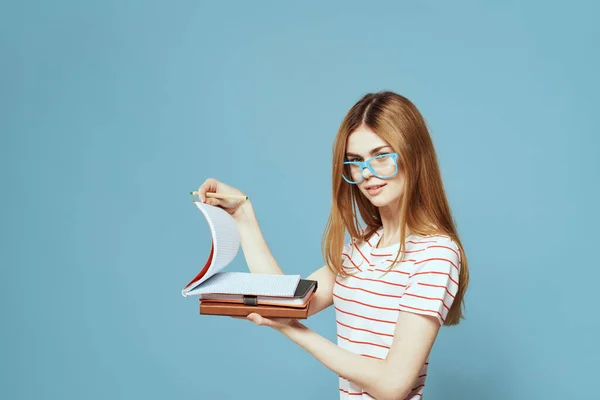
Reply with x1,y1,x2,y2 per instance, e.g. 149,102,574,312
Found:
195,178,252,223
245,313,301,332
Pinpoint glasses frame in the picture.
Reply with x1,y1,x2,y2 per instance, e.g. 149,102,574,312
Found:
342,153,400,184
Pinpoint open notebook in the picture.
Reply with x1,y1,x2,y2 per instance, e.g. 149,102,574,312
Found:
182,201,316,311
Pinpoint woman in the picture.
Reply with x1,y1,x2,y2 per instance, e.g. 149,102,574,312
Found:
196,91,469,400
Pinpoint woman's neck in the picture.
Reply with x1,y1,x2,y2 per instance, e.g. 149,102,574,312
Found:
377,203,410,248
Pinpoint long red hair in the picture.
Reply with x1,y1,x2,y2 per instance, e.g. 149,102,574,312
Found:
322,91,469,326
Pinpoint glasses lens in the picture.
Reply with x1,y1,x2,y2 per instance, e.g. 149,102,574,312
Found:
343,163,363,183
369,155,397,177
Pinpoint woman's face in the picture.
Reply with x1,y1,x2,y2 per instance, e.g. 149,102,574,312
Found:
345,125,406,208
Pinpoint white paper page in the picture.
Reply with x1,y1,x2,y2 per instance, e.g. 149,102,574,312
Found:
182,201,240,296
186,272,301,297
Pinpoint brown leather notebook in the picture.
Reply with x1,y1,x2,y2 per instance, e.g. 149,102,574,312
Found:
199,278,317,319
200,301,310,319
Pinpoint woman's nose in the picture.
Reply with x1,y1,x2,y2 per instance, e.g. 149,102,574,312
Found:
362,166,373,180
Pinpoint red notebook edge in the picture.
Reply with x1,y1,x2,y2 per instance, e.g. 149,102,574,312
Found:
183,241,214,291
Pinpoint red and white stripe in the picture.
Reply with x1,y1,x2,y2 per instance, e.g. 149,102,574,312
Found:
335,229,461,400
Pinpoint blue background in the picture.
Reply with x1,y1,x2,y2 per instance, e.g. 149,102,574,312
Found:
2,1,598,399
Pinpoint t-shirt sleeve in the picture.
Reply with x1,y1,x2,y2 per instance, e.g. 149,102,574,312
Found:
341,239,366,273
341,241,354,269
398,240,461,324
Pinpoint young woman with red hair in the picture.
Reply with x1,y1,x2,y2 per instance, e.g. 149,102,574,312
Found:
196,91,469,400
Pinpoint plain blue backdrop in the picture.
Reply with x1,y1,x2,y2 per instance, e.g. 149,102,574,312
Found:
1,1,598,399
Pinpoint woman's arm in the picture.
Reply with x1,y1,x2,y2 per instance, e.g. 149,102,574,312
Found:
264,250,459,400
247,311,440,400
234,201,336,316
305,266,336,316
234,201,284,275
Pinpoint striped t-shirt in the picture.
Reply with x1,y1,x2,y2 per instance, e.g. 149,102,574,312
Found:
333,227,461,399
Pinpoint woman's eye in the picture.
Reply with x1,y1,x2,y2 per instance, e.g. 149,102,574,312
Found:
349,158,361,162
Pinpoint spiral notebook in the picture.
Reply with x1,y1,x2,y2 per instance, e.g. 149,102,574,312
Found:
200,278,318,319
182,201,317,315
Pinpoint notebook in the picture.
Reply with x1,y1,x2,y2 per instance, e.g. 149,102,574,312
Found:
182,201,316,312
200,278,318,319
200,278,318,308
200,302,312,319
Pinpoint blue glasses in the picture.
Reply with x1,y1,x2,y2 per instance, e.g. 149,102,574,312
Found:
342,153,399,184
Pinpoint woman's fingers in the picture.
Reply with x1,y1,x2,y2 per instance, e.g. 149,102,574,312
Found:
204,197,221,207
247,313,276,327
197,178,219,202
230,314,271,328
247,313,263,325
246,313,259,324
195,179,248,218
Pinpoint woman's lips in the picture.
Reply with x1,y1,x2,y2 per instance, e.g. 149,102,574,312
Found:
365,183,386,195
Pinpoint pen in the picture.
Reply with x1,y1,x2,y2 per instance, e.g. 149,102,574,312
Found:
190,191,248,201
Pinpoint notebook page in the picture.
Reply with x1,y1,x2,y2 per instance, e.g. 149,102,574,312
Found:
186,272,301,297
186,201,240,290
